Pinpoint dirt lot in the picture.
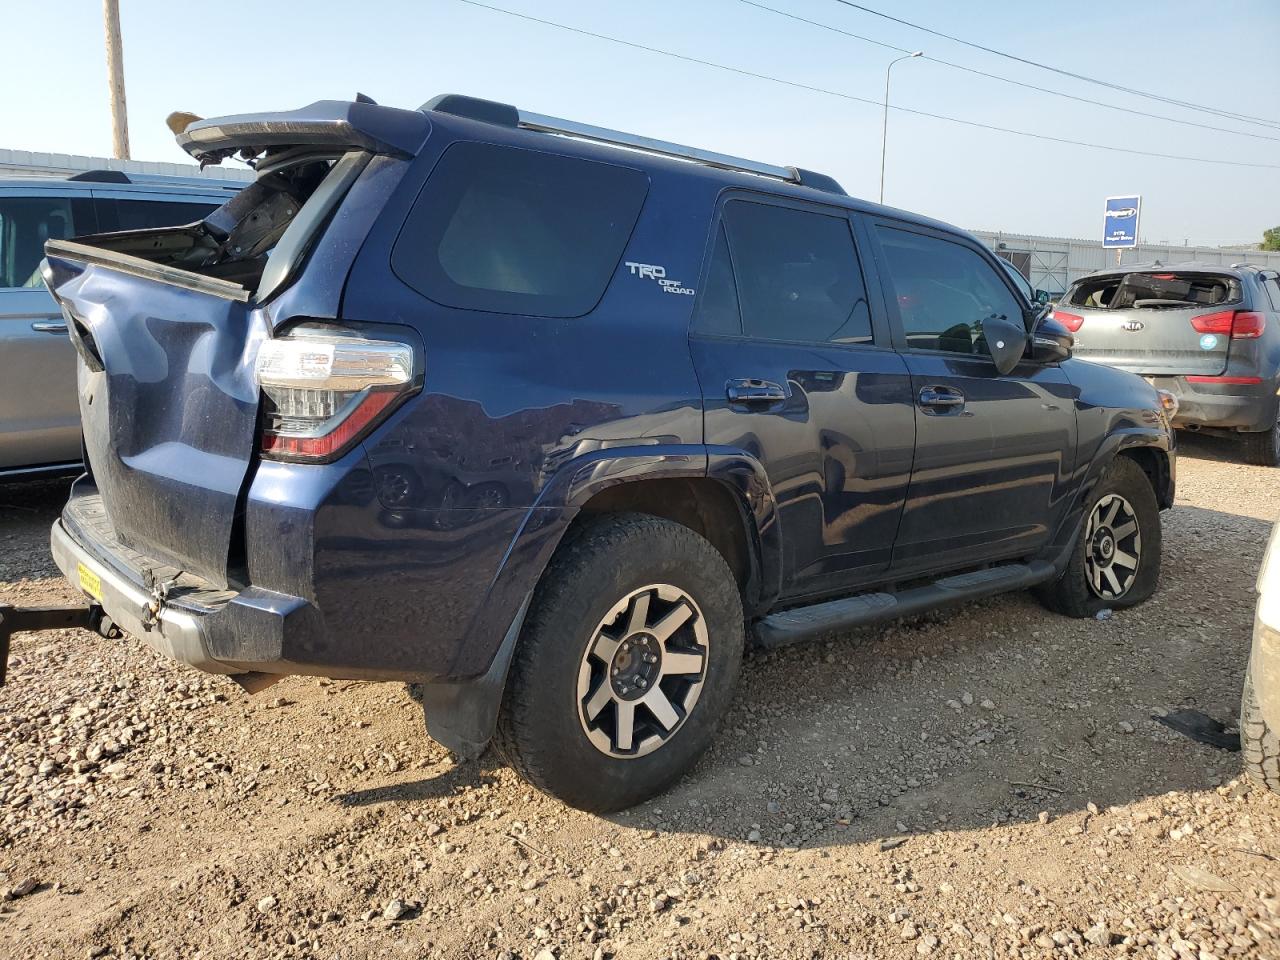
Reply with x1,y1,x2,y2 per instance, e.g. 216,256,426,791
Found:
2,435,1279,960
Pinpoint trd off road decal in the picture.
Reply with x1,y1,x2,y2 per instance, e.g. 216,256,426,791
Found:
624,261,695,296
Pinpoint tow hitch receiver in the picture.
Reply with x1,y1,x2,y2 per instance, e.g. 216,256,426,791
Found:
0,603,121,686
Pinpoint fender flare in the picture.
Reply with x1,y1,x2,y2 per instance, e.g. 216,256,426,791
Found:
417,443,782,756
1044,425,1173,562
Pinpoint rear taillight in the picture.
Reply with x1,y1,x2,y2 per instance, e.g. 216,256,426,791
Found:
255,325,415,463
1052,310,1084,332
1191,310,1266,339
1231,311,1266,339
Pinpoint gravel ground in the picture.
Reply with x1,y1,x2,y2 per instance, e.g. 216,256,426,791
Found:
2,434,1278,960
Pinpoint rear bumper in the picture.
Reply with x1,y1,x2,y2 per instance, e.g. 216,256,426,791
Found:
51,492,535,758
51,514,321,678
1150,376,1279,432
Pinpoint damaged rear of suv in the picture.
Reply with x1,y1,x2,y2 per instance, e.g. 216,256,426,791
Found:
43,101,430,676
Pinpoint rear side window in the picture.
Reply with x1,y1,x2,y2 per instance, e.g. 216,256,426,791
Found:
99,198,219,232
694,224,742,336
876,226,1022,355
392,142,649,317
694,199,872,344
1065,272,1242,310
0,195,89,288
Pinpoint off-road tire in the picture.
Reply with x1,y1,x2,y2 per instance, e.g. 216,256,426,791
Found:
1241,416,1280,468
494,514,744,812
1241,660,1280,793
1034,456,1161,618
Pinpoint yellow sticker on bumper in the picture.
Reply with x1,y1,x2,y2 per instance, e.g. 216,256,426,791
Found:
77,561,102,602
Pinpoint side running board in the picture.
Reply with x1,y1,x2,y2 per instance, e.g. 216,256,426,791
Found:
753,561,1057,649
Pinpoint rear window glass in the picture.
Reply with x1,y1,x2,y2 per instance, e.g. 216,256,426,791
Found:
392,142,649,317
718,200,873,345
1066,272,1241,310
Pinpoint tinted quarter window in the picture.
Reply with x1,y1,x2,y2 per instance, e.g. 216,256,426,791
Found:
877,227,1022,355
103,199,218,231
722,200,872,345
392,142,649,318
692,223,742,336
1263,277,1280,311
0,196,81,288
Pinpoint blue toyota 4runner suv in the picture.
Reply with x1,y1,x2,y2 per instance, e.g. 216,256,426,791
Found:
41,95,1174,812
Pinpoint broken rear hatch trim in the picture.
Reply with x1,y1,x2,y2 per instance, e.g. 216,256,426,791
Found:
44,239,251,302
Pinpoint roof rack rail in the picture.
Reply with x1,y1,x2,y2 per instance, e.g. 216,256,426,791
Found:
517,111,845,195
421,93,845,195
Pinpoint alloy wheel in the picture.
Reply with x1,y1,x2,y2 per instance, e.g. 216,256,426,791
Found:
577,584,709,759
1084,493,1142,600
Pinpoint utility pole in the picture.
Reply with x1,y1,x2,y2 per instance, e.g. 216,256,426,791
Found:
879,51,922,204
103,0,130,159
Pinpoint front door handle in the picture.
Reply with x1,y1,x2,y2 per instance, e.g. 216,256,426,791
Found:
917,385,966,413
31,321,68,334
726,378,788,405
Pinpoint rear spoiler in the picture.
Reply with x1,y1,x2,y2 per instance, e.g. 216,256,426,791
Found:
177,100,431,164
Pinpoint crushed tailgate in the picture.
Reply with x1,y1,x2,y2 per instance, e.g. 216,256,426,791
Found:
44,253,269,588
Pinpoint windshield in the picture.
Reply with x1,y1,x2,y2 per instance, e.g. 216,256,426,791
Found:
1066,271,1242,310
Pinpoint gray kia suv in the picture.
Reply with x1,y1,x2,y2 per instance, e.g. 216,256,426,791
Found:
1055,263,1280,465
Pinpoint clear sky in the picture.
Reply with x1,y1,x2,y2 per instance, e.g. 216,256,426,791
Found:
4,0,1278,246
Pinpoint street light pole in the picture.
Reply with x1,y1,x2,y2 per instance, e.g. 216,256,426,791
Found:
103,0,130,160
879,51,922,204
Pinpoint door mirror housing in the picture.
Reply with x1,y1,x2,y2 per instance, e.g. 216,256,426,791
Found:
982,312,1029,375
1027,315,1074,364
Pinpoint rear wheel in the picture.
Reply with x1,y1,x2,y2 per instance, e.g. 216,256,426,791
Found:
1241,412,1280,467
1241,660,1280,793
1035,457,1161,618
495,514,743,812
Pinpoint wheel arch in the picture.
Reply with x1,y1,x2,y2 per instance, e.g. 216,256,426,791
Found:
574,475,765,614
1114,441,1174,509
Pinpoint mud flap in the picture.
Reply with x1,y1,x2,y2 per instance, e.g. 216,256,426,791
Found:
417,595,530,760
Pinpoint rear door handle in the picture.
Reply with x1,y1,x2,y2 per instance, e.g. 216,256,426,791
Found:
31,321,68,334
917,385,966,413
726,378,788,405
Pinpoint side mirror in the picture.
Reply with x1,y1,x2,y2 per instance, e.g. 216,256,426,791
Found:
982,312,1029,375
1027,315,1073,364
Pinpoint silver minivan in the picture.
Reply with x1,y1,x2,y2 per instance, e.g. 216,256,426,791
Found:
0,171,243,478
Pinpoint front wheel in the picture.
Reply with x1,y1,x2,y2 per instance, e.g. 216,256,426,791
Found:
495,514,744,812
1034,457,1162,618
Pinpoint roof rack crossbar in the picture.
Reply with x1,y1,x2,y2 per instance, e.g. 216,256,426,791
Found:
517,111,800,185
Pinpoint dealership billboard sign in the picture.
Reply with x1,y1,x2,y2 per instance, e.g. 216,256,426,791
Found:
1103,195,1141,248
